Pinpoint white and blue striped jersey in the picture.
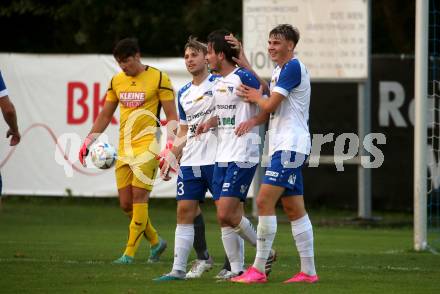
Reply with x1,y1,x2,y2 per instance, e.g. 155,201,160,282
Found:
214,67,261,164
0,71,8,98
268,58,311,156
178,74,219,166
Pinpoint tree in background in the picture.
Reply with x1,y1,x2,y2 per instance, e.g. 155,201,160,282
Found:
0,0,413,55
0,0,241,55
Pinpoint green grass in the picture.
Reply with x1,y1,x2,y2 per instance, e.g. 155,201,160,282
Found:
0,197,439,294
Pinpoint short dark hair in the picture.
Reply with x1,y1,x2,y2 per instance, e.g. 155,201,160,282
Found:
113,38,140,60
207,29,238,64
184,36,207,55
269,24,300,45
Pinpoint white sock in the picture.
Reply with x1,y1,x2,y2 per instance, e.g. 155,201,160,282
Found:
234,216,257,247
253,215,277,273
291,214,316,276
239,235,245,269
221,227,243,273
172,224,194,272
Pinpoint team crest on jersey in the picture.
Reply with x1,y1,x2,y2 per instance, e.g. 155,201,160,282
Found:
119,92,145,108
203,90,213,97
288,174,296,185
227,86,234,93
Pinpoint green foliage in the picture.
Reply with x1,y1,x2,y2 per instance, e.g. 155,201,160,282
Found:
0,0,242,55
1,0,416,55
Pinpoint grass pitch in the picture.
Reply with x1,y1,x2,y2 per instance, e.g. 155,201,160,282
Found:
0,197,439,293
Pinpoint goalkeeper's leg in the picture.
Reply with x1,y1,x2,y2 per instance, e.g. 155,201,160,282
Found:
123,186,150,258
120,195,159,247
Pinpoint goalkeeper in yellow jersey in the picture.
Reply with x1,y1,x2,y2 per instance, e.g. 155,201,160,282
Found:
78,38,177,264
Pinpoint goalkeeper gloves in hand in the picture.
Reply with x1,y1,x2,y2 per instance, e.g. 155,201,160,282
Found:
158,140,174,167
158,140,178,180
78,136,94,167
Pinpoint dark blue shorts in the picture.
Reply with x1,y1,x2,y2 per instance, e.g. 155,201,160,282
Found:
213,162,257,201
176,165,215,202
262,150,308,196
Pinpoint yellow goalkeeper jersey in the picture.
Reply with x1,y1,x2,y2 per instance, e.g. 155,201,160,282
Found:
106,66,174,158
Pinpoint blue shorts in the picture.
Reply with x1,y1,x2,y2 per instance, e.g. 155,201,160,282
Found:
262,151,308,196
213,162,257,201
176,165,215,202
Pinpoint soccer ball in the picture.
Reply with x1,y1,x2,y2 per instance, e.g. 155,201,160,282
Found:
89,142,117,169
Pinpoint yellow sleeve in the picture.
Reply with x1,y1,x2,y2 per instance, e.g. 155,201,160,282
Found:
105,77,118,102
158,71,175,101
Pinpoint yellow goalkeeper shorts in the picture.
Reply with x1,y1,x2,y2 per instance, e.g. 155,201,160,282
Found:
115,155,159,191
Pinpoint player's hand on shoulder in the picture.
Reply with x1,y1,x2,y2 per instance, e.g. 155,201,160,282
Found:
6,129,20,146
237,85,263,103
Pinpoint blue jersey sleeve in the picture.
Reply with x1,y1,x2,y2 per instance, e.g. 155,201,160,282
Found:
274,59,301,97
177,92,187,123
209,74,221,82
177,82,191,123
0,71,8,98
235,68,260,90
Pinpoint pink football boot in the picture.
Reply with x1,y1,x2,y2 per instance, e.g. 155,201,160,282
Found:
230,266,267,284
283,272,319,284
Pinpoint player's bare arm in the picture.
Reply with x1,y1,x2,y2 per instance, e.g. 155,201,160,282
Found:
170,124,188,161
195,115,218,136
238,85,284,114
88,100,118,138
225,34,269,93
78,100,118,166
235,111,270,137
0,95,20,146
161,99,178,140
160,124,188,181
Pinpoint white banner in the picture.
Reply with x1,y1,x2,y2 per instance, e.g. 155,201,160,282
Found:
0,54,193,197
243,0,368,80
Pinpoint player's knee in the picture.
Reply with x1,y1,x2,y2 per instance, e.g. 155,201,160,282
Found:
119,201,132,213
217,210,232,226
256,196,271,213
283,205,306,220
177,204,193,218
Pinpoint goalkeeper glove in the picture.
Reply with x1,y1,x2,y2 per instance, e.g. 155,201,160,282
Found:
158,139,174,168
78,135,94,167
158,139,179,177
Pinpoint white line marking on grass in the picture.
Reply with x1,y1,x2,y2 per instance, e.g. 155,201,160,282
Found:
0,240,62,245
0,258,105,264
382,249,406,254
320,265,424,272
